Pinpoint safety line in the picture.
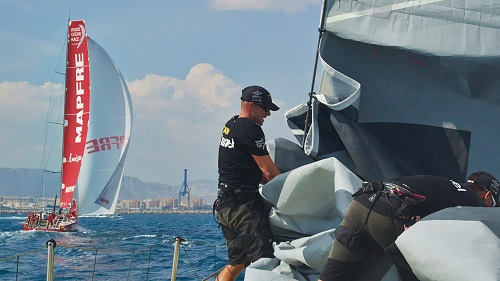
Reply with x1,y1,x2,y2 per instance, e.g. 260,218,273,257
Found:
1,237,222,280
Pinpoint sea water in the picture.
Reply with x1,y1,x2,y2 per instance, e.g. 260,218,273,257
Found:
0,214,245,281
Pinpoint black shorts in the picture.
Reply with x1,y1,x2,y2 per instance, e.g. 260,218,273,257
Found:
216,195,274,265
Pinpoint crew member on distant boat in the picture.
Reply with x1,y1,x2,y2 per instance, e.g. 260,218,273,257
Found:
215,86,282,281
319,172,500,281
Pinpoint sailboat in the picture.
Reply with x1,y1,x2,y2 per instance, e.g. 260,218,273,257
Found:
242,1,500,280
23,20,133,232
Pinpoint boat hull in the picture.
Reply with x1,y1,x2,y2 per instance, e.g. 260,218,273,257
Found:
23,221,78,232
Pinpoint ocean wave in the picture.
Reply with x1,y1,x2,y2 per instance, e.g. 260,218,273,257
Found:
0,216,26,220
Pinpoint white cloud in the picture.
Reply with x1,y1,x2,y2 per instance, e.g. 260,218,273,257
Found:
208,0,321,14
0,63,293,183
0,80,60,169
127,63,240,128
124,63,242,181
0,81,55,122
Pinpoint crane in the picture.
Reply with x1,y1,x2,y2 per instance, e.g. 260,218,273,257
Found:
178,169,190,210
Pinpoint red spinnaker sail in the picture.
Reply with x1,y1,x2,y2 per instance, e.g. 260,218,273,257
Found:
60,20,90,209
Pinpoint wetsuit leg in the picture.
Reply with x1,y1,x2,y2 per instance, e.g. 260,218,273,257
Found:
385,242,420,281
320,259,359,281
320,200,377,280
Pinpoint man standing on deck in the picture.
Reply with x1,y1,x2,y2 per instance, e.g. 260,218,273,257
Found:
319,172,500,281
215,85,282,281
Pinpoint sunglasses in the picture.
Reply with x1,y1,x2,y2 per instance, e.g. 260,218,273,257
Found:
255,103,270,112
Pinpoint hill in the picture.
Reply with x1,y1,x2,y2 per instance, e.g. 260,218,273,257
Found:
0,168,218,202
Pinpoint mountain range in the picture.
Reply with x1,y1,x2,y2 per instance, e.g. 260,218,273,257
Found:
0,168,218,202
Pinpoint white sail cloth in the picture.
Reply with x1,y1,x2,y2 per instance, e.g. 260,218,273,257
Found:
396,207,500,281
245,139,400,281
262,141,360,240
324,0,500,58
245,140,500,281
77,37,133,216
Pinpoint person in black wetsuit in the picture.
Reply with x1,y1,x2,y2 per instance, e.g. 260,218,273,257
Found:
319,172,500,281
215,85,281,281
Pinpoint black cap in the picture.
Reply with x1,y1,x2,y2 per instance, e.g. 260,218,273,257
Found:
467,171,500,206
240,86,279,111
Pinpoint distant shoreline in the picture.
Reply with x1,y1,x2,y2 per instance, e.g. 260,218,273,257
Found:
0,209,212,215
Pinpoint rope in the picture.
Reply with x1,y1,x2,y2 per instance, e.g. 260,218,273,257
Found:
0,246,46,261
92,249,98,281
0,246,46,280
146,246,153,281
202,265,226,281
127,251,135,281
16,256,19,281
181,242,201,280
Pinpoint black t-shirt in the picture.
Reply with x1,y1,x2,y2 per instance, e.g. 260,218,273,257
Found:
386,175,487,217
218,116,269,191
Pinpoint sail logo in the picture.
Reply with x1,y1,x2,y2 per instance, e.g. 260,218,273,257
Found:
99,197,110,204
65,185,75,193
69,24,86,49
74,52,87,144
220,136,234,148
63,153,83,163
86,135,129,154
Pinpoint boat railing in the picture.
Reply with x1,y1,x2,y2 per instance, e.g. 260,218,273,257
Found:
0,236,226,281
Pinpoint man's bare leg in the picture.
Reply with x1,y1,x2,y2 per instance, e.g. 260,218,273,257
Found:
216,263,246,281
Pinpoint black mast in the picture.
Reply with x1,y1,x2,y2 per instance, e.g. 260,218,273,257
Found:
302,0,328,148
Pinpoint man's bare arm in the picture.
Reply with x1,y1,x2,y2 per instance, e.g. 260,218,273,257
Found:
252,154,281,184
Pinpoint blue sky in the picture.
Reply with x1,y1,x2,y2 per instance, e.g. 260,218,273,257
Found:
0,0,322,184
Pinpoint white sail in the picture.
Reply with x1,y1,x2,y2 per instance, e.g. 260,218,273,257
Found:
76,37,133,216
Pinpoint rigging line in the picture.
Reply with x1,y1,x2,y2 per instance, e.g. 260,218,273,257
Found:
0,246,46,261
302,0,328,148
181,243,201,280
35,19,68,200
214,244,217,279
127,251,135,281
58,242,161,253
146,246,153,281
187,240,218,247
200,244,219,280
16,256,19,281
91,249,98,281
202,265,225,281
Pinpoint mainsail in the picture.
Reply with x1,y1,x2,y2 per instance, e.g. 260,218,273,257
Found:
60,20,90,209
